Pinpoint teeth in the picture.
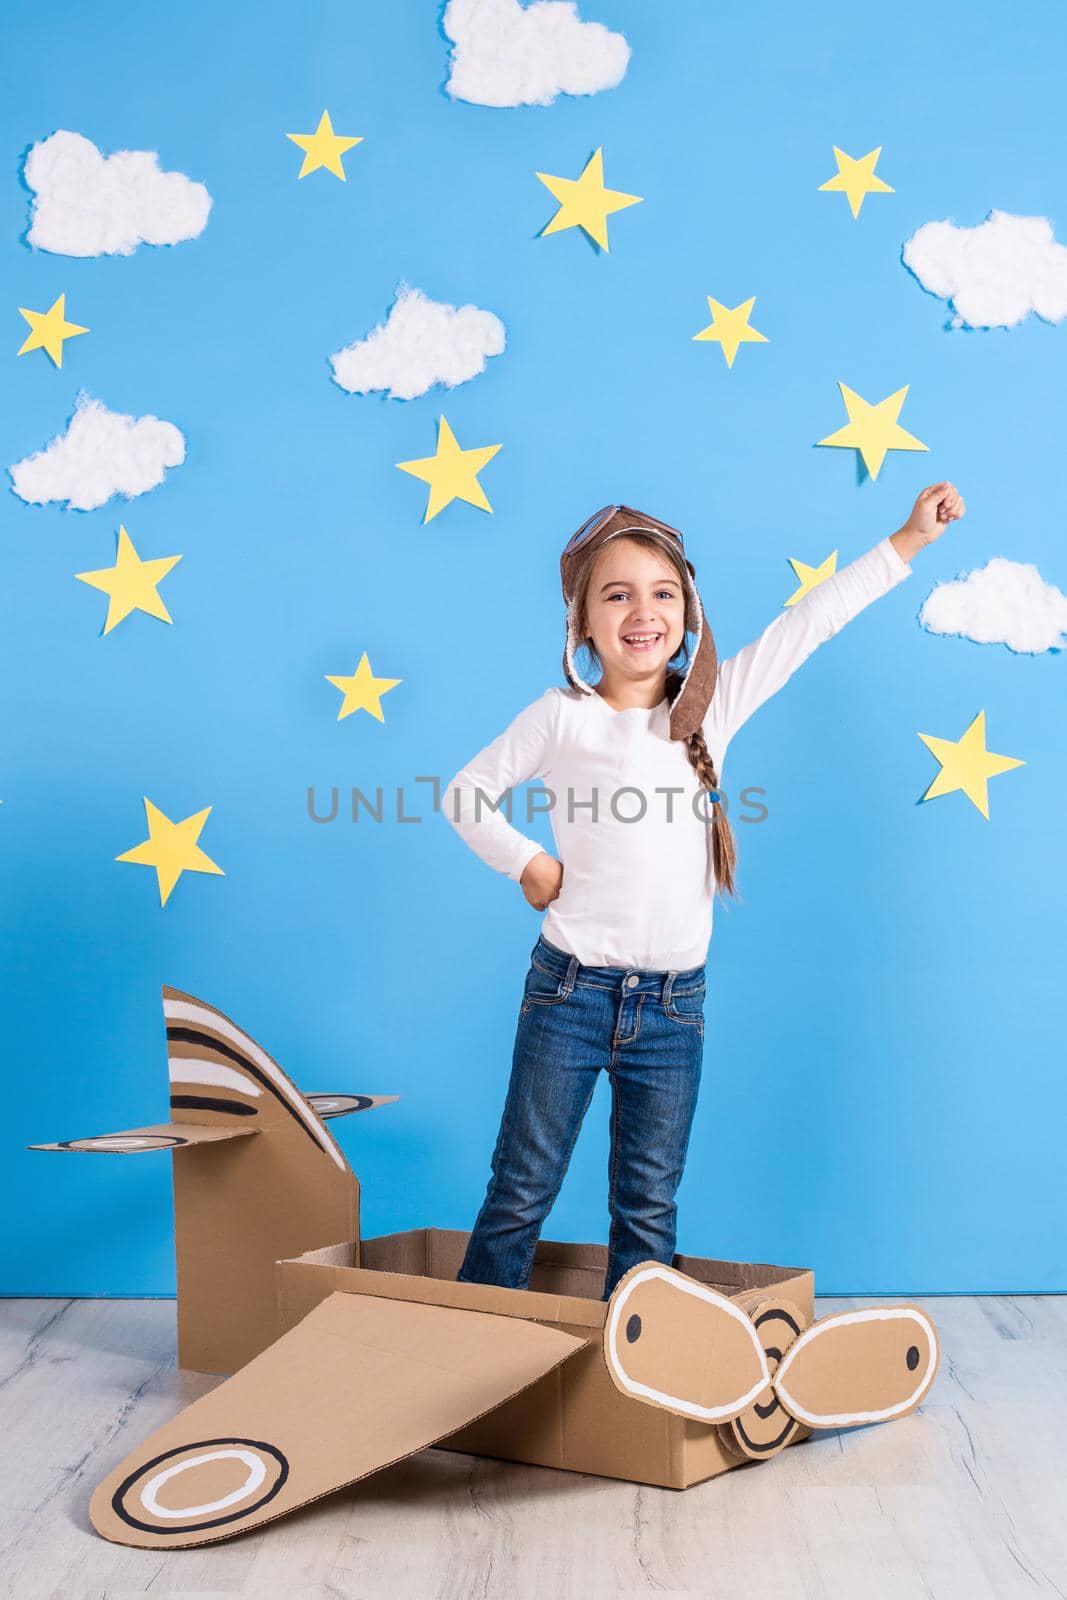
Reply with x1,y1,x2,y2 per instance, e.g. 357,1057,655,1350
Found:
624,633,660,643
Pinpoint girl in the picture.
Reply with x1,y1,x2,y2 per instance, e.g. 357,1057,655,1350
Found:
443,484,964,1301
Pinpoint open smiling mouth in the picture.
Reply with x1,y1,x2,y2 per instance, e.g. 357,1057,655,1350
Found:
621,632,664,654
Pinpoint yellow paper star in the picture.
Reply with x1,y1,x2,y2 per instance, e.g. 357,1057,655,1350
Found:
326,651,402,722
395,414,502,523
535,148,642,251
17,293,88,368
917,711,1024,819
817,145,894,219
116,799,224,907
692,295,769,368
784,550,837,606
816,382,928,481
75,525,182,635
286,110,362,180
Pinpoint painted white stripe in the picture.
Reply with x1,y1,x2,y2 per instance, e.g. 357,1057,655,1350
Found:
167,1057,263,1097
773,1306,939,1427
140,1448,267,1518
81,1136,160,1150
605,1264,771,1422
164,999,345,1170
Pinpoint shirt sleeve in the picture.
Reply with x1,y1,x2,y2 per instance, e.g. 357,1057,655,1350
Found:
441,688,560,883
709,535,913,750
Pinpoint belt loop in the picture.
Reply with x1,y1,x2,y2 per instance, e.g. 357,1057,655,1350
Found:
663,969,676,1006
564,953,580,996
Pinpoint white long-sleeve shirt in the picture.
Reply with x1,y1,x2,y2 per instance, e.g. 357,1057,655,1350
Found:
442,535,913,970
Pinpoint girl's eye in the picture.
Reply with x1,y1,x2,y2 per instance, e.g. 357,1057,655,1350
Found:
606,590,677,602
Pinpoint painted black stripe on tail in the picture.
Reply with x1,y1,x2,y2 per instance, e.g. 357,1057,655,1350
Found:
166,1026,322,1152
170,1095,259,1117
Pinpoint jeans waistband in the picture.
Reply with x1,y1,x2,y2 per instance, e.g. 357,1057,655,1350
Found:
532,932,706,999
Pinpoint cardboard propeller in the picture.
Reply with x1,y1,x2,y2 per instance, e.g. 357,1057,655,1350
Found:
29,986,398,1373
603,1263,940,1460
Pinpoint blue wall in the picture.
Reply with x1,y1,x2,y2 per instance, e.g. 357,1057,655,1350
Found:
3,0,1063,1295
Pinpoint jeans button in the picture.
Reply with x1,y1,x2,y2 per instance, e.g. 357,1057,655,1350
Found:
626,974,639,988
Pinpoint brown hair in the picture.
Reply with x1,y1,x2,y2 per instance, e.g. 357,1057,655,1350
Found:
571,532,739,901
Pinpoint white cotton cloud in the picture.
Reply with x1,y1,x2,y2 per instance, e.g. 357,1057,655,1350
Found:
330,282,506,400
443,0,630,108
24,129,212,258
9,393,186,512
902,209,1067,329
920,557,1067,654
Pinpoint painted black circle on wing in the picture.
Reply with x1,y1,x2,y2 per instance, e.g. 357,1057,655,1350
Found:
906,1344,920,1370
625,1313,642,1344
60,1134,186,1151
111,1437,289,1535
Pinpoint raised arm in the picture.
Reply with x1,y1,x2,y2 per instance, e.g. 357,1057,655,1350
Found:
442,688,560,883
708,482,966,751
708,536,911,748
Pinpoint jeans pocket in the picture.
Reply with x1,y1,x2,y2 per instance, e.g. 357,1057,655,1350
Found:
519,957,572,1014
664,981,705,1031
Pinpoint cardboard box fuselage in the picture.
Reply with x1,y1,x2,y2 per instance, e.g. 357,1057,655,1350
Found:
276,1227,815,1490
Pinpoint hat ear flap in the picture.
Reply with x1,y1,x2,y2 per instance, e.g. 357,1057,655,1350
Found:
564,597,596,695
668,579,718,740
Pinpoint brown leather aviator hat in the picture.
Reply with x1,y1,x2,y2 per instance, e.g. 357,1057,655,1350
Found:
560,504,718,741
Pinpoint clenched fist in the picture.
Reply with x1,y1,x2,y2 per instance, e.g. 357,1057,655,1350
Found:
890,481,966,563
520,851,564,911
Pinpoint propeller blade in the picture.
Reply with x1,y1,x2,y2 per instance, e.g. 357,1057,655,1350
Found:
773,1304,940,1429
603,1262,771,1423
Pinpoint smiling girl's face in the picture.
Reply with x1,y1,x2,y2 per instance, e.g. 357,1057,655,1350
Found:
583,537,687,695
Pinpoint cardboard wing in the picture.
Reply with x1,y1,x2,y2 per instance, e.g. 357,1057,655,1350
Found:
603,1263,940,1458
90,1290,587,1548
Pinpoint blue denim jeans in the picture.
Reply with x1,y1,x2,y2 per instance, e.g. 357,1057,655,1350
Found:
457,932,706,1302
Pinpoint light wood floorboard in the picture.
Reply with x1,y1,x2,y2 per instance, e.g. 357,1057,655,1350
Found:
0,1295,1064,1599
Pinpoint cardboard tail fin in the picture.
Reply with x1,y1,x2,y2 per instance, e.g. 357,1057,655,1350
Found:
90,1291,587,1548
30,985,398,1375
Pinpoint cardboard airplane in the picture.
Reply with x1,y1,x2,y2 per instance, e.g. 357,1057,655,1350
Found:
31,988,941,1549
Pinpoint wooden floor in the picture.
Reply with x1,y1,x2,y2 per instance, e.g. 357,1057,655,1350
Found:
0,1293,1064,1599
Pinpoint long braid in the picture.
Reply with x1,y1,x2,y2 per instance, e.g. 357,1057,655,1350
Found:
673,700,737,900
